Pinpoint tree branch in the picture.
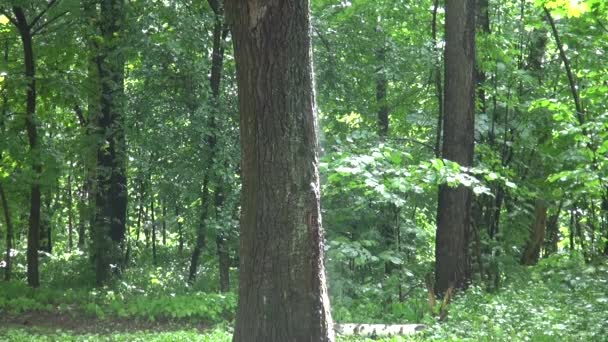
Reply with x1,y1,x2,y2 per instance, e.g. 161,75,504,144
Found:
544,6,584,125
32,10,68,36
28,0,59,30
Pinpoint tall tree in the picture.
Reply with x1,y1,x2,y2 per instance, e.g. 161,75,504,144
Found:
1,0,65,287
227,0,335,341
435,0,476,294
93,0,127,285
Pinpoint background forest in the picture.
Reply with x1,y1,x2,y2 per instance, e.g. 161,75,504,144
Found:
0,0,607,341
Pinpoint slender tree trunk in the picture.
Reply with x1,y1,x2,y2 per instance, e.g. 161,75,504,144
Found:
67,174,74,251
0,40,12,281
176,206,183,255
162,203,166,246
432,0,443,157
216,233,230,292
188,0,228,283
13,7,41,288
521,199,548,265
0,184,13,281
151,198,157,265
228,1,335,340
435,0,476,294
375,27,389,139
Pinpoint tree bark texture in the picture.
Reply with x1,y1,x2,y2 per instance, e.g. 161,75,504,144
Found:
227,1,335,341
435,0,476,294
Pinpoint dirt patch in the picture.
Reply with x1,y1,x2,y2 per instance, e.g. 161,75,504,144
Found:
0,310,210,334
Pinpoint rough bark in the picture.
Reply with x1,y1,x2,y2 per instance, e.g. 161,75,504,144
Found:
435,0,476,294
521,199,548,265
93,0,127,286
227,1,335,341
227,0,334,342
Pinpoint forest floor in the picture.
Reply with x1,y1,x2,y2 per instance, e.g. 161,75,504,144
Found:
1,253,607,341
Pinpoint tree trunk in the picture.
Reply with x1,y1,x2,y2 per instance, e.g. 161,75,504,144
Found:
375,28,389,139
93,0,127,286
151,199,157,265
67,174,74,251
431,0,443,157
176,206,183,255
13,7,41,288
188,0,228,284
0,183,13,281
162,203,166,246
216,233,230,292
0,41,12,281
435,0,476,294
227,1,335,340
521,199,548,265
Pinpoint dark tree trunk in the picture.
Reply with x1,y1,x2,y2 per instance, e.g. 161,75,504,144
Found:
435,0,476,295
162,203,166,246
228,1,335,340
188,0,228,284
0,183,13,281
176,206,183,255
67,174,74,251
13,7,41,288
188,177,209,284
0,42,12,281
40,193,52,253
431,0,443,157
216,233,230,292
93,0,127,286
521,199,548,265
151,199,157,265
375,29,389,139
544,200,562,257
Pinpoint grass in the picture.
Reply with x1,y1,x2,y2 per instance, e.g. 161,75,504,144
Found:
1,252,607,341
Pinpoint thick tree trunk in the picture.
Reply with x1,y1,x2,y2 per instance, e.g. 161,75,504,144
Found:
228,1,335,341
13,7,41,288
93,0,127,286
435,0,476,294
521,199,548,265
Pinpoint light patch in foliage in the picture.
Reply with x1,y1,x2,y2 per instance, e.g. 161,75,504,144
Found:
0,15,9,25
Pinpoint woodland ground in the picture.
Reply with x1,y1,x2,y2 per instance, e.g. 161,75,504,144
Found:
0,253,606,342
